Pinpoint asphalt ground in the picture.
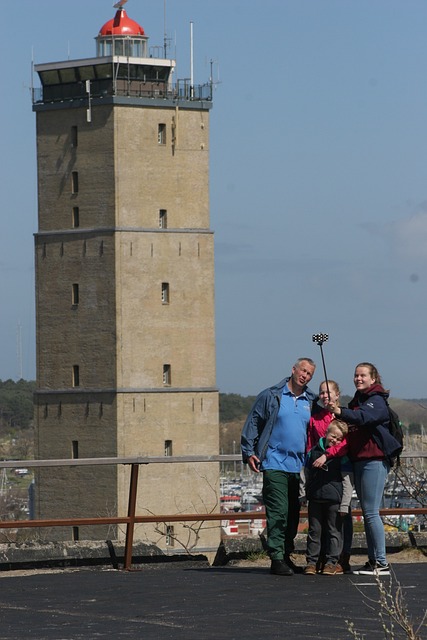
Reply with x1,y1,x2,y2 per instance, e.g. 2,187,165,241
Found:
0,560,426,639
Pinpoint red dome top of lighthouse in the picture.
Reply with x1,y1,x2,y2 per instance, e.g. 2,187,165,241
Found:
99,9,145,37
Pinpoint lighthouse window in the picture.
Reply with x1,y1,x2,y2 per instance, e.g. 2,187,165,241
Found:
72,283,79,306
72,207,80,228
79,66,96,81
114,39,124,56
72,440,79,459
59,68,77,83
124,40,132,57
39,69,60,85
162,364,171,386
95,63,114,79
99,39,113,57
161,283,170,304
72,365,80,387
71,171,79,194
158,124,166,145
71,126,78,148
165,525,175,546
159,209,167,228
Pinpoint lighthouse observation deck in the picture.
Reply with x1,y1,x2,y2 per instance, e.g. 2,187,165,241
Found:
32,55,213,109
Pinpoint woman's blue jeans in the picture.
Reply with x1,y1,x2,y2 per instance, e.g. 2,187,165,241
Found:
353,459,390,565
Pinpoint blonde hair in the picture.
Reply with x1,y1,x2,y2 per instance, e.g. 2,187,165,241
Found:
319,379,340,395
328,419,348,438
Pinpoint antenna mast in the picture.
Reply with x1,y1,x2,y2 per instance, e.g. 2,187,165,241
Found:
190,21,194,97
16,321,23,380
164,0,168,58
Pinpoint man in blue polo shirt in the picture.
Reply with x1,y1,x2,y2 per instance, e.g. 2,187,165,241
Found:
241,358,316,575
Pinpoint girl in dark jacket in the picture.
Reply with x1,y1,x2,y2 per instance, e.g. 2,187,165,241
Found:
322,362,401,576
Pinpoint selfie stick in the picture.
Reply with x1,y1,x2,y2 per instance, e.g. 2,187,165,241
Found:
312,333,330,399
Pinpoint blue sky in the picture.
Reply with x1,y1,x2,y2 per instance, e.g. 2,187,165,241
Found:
1,0,427,399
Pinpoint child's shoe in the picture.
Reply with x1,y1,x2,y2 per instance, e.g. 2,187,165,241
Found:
322,563,344,575
303,564,317,575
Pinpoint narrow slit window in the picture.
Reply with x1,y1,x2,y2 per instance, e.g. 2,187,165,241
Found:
163,364,171,386
72,283,79,305
159,209,167,228
71,171,79,194
72,206,80,228
71,125,78,148
72,526,80,541
158,123,166,145
161,282,169,304
72,440,79,459
72,365,80,387
165,440,173,456
165,525,174,546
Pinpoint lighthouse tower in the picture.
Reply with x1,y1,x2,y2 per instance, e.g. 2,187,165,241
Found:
32,4,219,555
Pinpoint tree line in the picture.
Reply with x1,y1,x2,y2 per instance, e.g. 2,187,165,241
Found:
1,380,426,448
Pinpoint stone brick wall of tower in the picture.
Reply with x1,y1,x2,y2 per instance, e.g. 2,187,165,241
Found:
35,232,117,389
35,104,215,390
36,107,116,232
35,106,117,389
115,230,215,389
112,105,215,389
34,100,220,551
116,390,220,548
116,391,219,459
114,106,210,228
33,392,119,540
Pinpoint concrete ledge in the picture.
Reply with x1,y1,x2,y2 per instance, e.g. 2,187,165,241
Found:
0,540,165,571
0,532,426,571
217,531,427,564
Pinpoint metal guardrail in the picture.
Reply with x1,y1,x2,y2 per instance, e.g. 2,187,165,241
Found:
32,81,213,105
0,453,426,570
